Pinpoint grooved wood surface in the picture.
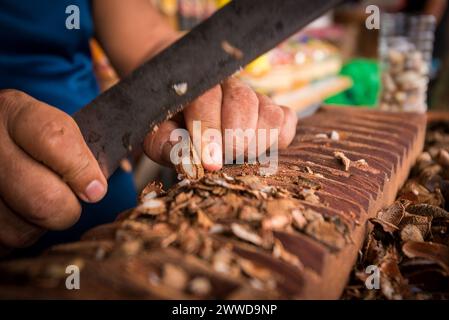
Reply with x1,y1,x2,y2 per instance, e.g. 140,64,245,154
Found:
0,106,426,299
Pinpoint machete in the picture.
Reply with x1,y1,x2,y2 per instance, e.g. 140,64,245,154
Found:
73,0,343,178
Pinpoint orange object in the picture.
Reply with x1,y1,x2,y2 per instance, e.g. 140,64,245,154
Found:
89,39,119,91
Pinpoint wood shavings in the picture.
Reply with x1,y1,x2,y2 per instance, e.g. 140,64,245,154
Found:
188,277,212,296
305,219,346,250
160,232,178,248
400,224,424,242
345,119,449,299
136,199,166,215
273,239,303,269
203,216,226,235
196,209,214,229
151,124,159,134
262,212,291,231
175,190,192,204
398,180,443,206
402,241,449,274
314,131,339,141
303,167,325,180
235,175,265,190
177,179,191,188
406,203,449,219
239,205,263,222
142,191,158,202
140,182,164,202
265,199,296,215
436,149,449,167
221,40,243,60
299,188,320,204
370,217,399,234
352,159,380,174
115,240,142,256
399,214,432,239
334,151,351,171
314,133,328,139
291,208,347,250
330,130,340,141
173,82,188,96
378,248,410,300
378,201,405,226
303,208,324,222
212,247,236,275
291,209,307,229
175,140,204,180
296,176,321,190
237,258,272,283
222,172,234,181
353,159,367,167
231,223,263,246
162,263,189,291
416,151,432,169
237,258,276,290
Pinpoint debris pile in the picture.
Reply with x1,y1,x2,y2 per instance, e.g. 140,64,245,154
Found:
344,121,449,299
0,168,351,299
123,170,351,290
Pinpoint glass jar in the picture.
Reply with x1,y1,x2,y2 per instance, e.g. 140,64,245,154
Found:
378,13,436,113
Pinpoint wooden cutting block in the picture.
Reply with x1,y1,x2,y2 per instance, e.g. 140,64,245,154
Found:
0,106,426,299
284,106,426,298
224,106,426,298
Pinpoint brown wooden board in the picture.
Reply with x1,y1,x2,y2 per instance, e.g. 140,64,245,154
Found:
0,106,426,299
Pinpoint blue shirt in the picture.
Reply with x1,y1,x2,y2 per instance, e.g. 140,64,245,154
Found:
0,0,137,253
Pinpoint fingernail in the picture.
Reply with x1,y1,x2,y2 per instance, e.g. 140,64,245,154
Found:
210,143,223,166
84,180,106,203
203,142,222,168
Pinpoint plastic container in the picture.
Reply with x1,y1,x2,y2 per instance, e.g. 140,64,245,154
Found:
378,13,436,112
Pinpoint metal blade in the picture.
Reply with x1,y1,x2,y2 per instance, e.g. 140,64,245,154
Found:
74,0,342,177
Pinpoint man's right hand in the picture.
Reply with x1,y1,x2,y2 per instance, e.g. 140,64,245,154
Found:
0,89,107,253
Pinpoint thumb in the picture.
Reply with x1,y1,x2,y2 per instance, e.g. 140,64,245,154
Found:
8,92,108,203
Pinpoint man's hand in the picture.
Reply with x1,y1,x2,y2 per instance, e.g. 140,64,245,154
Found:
144,78,298,170
0,81,296,253
92,0,298,169
0,90,107,252
0,0,296,254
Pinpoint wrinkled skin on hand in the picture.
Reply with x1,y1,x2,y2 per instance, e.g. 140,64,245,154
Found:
0,89,108,253
0,80,297,253
144,77,297,171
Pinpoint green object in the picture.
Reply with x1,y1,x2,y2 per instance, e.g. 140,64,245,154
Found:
325,59,380,107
